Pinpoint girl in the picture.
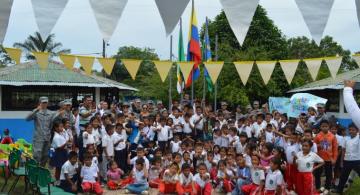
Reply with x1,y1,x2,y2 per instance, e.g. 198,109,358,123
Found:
232,155,251,195
107,160,124,190
170,135,182,153
125,158,149,195
258,142,274,168
294,140,324,195
181,151,193,169
50,120,68,182
81,153,103,195
81,123,94,162
213,145,221,163
177,163,195,195
219,147,228,161
62,118,73,152
193,163,212,195
158,163,180,194
91,117,103,165
148,158,162,188
166,117,175,141
242,155,265,194
86,144,99,167
215,160,234,194
264,158,284,195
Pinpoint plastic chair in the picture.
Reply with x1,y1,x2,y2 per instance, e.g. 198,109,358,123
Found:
7,150,26,193
36,167,67,195
27,164,38,195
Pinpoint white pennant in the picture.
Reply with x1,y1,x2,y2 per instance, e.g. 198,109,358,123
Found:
0,0,14,44
89,0,128,42
356,0,360,27
325,57,342,78
295,0,335,45
220,0,259,45
279,60,299,84
155,0,190,36
234,61,254,85
256,61,276,85
304,58,323,81
31,0,69,38
353,55,360,66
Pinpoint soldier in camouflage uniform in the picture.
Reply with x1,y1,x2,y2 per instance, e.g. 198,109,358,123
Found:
26,97,55,166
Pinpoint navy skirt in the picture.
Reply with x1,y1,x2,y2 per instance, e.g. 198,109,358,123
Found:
50,148,68,168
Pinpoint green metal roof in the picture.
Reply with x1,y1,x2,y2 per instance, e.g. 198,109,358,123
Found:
289,68,360,92
0,61,137,91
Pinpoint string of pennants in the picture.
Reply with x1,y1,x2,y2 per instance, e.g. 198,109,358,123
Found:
4,47,360,85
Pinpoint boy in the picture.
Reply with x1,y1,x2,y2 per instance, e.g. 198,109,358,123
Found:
314,120,338,194
193,163,212,195
101,124,115,179
156,117,170,152
81,153,103,195
125,158,149,195
158,163,180,194
177,163,195,195
128,146,150,171
60,151,79,193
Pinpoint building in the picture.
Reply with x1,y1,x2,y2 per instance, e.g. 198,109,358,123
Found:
0,61,137,142
289,68,360,128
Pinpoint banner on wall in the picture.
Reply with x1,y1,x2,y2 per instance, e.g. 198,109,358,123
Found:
288,93,328,118
31,0,69,38
0,0,13,44
234,61,254,85
220,0,259,45
269,97,291,114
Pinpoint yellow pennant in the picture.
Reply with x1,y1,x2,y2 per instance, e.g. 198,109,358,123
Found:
4,48,22,64
33,52,49,70
98,58,116,75
303,58,322,81
234,61,254,85
153,61,173,82
178,62,194,83
204,62,224,84
279,60,299,84
77,56,95,75
324,57,343,78
59,54,76,70
256,61,276,85
122,59,142,80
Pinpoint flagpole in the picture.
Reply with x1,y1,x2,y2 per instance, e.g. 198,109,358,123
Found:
169,35,173,111
214,34,218,111
191,0,195,105
179,18,183,106
202,17,208,109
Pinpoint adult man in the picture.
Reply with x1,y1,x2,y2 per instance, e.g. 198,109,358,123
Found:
220,102,231,119
26,97,55,166
343,80,360,128
99,101,109,116
251,101,261,115
313,103,329,127
79,96,95,130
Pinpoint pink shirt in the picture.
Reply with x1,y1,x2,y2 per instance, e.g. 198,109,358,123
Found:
107,168,123,181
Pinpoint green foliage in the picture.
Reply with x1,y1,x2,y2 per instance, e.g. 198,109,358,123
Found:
0,45,11,67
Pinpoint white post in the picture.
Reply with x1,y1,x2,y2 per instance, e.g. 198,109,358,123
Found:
339,89,344,116
95,87,100,105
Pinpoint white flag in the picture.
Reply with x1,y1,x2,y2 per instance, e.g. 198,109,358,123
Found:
256,61,276,85
304,58,323,81
356,0,360,27
353,55,360,66
89,0,128,42
220,0,259,45
295,0,335,45
279,60,299,84
0,0,13,44
325,57,342,78
31,0,69,38
155,0,190,36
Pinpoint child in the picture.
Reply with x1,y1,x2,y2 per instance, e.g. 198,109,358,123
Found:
183,113,194,138
234,132,248,155
101,124,115,180
177,163,195,195
294,140,324,195
1,128,13,144
313,120,338,193
148,158,162,188
50,120,68,181
125,158,149,195
62,118,74,152
81,153,103,195
264,158,284,195
170,134,182,153
303,129,317,153
158,163,180,194
216,160,234,194
264,124,275,143
213,145,221,162
258,142,274,168
193,163,212,195
232,155,251,195
241,155,265,195
107,160,124,190
81,123,94,161
128,147,150,171
156,117,170,152
113,123,127,172
60,151,79,193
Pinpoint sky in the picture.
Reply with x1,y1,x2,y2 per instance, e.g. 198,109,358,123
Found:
3,0,360,70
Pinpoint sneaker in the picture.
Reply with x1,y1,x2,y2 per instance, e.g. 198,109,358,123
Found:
141,191,149,195
125,189,129,194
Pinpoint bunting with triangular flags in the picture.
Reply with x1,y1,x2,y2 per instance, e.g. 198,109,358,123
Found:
178,62,195,83
77,56,95,75
234,61,254,85
153,61,173,82
353,54,360,66
356,0,360,28
325,57,343,78
89,0,128,42
122,59,141,80
97,58,116,75
31,0,69,38
4,47,21,64
279,60,299,84
303,58,323,81
256,61,276,85
33,52,49,70
0,0,13,44
59,54,76,70
203,62,224,84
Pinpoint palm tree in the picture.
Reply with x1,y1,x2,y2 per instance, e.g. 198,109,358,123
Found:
13,32,70,59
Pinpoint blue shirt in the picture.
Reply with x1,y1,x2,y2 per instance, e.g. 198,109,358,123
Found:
237,167,251,182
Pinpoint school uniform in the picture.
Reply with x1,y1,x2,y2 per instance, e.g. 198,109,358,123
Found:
159,169,179,193
190,114,205,140
252,121,266,139
60,160,79,193
148,166,161,188
50,132,68,168
93,128,103,162
113,131,127,172
264,169,284,195
182,121,193,137
170,140,181,153
234,141,246,155
213,134,222,146
101,133,114,179
232,166,251,195
130,156,150,171
265,131,275,143
241,167,265,195
238,125,252,139
172,116,184,137
81,164,103,195
284,142,300,190
193,173,212,195
157,125,170,152
295,151,324,195
337,134,360,193
176,172,194,195
220,135,230,148
216,169,234,193
126,169,149,194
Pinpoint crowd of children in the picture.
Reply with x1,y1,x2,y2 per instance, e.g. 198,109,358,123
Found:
45,97,360,195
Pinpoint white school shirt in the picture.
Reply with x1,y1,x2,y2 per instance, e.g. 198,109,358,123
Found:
220,135,230,147
217,169,234,179
336,134,345,148
157,125,170,141
172,116,184,133
295,124,304,134
83,131,95,148
252,121,266,138
64,128,73,142
183,121,192,134
92,128,102,146
234,141,246,154
179,172,193,185
163,169,179,182
171,140,181,153
134,169,147,184
344,134,360,161
285,143,300,164
296,151,323,172
52,132,67,149
265,169,283,191
60,160,79,180
265,131,275,143
213,135,222,146
113,132,126,151
102,133,114,157
238,125,252,138
130,156,150,170
270,119,279,130
228,135,239,146
81,164,99,182
250,167,265,185
191,114,204,130
193,173,210,188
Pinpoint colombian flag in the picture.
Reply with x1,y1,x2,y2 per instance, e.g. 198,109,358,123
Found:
186,0,202,88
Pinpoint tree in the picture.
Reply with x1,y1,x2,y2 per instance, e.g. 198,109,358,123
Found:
13,32,70,59
0,45,11,67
